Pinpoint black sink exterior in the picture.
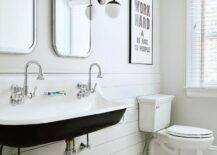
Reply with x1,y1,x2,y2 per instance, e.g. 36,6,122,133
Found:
0,109,126,147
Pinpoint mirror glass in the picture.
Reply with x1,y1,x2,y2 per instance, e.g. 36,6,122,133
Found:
53,0,91,57
0,0,36,54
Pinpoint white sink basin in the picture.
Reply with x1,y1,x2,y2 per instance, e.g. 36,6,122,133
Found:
0,86,131,147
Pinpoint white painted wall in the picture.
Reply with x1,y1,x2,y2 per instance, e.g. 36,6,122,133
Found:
160,0,217,154
0,0,160,154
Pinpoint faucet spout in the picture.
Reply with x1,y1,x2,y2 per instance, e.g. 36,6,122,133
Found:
24,60,44,96
88,63,103,93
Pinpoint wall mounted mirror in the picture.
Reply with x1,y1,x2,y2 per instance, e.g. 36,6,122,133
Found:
0,0,36,54
53,0,91,58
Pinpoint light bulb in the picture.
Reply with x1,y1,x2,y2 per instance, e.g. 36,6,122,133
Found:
105,0,121,18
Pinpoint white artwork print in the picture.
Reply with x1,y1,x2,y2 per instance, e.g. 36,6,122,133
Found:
130,0,153,64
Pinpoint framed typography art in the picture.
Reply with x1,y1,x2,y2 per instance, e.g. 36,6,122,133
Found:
129,0,153,65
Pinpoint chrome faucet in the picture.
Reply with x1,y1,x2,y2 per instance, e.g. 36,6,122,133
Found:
24,60,44,96
10,60,44,105
77,63,103,99
88,63,103,93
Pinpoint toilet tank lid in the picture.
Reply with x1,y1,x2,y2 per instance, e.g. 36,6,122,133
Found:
137,94,174,104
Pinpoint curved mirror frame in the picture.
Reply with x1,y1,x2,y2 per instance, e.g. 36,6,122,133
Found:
53,0,91,58
0,0,36,54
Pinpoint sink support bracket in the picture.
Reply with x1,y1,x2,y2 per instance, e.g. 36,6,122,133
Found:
87,134,90,148
79,134,91,152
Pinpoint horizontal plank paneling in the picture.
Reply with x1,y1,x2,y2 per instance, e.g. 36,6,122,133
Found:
102,84,160,100
111,141,145,155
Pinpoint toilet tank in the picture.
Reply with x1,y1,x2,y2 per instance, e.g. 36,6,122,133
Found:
137,94,174,132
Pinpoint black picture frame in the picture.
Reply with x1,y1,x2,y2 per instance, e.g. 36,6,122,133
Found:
129,0,154,65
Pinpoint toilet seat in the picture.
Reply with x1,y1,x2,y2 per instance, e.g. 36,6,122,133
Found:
166,125,213,138
157,125,214,152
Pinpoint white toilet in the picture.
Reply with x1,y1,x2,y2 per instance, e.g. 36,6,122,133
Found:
137,94,214,155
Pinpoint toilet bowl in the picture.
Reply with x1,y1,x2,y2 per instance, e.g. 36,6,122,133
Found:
137,94,214,155
157,125,214,155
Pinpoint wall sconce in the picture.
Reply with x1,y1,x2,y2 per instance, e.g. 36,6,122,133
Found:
98,0,121,18
69,0,121,19
98,0,107,5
